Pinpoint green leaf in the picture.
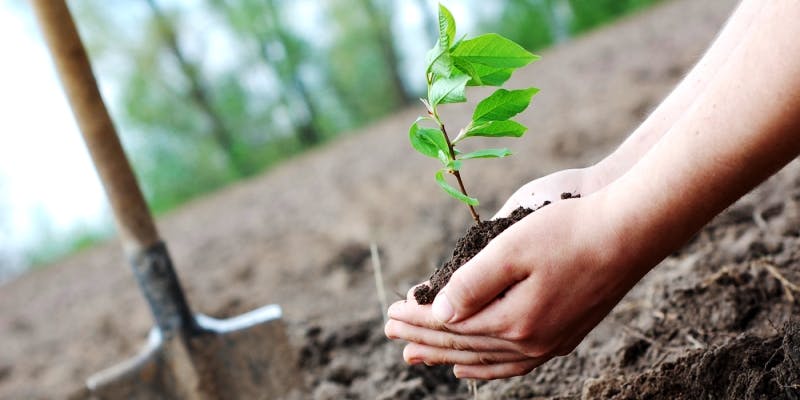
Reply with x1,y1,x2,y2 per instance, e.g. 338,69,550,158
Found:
429,74,470,106
451,33,539,68
458,148,512,160
472,88,539,123
438,4,456,49
425,41,446,74
453,57,516,87
439,152,462,171
452,57,481,84
425,4,463,80
409,119,450,158
437,149,450,166
465,64,514,86
425,39,458,79
435,169,479,206
464,120,528,139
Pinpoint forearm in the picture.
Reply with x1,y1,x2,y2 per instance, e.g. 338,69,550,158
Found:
592,0,764,187
607,0,800,272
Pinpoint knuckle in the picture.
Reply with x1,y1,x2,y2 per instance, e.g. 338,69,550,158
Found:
520,344,550,358
477,353,495,365
503,325,530,342
444,335,467,351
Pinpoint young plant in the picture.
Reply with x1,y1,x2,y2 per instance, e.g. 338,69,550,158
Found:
409,4,539,224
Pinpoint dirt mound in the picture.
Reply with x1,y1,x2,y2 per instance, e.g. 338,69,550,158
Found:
6,0,800,399
588,321,800,399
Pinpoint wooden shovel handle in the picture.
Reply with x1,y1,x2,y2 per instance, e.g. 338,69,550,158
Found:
31,0,160,252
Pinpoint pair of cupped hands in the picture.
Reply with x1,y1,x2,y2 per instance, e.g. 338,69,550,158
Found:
384,167,648,380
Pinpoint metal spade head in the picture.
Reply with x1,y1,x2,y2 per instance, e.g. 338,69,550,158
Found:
81,243,303,399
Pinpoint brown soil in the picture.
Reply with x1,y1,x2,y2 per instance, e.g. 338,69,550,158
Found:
588,320,800,399
3,1,799,399
414,206,535,304
415,193,579,305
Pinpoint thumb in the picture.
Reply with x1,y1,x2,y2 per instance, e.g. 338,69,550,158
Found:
432,236,528,324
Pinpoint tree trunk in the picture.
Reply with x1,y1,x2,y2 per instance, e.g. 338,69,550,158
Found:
145,0,250,176
263,0,322,146
358,0,413,106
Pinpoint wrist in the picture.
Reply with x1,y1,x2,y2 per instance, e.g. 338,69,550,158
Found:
580,160,622,196
599,166,699,279
572,187,650,291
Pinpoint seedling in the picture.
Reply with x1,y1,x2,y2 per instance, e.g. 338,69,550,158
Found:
409,4,539,224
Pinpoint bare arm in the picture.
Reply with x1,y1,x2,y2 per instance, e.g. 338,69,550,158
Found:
607,0,800,273
495,0,765,218
593,0,765,185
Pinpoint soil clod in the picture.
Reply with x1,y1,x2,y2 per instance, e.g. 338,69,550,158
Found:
414,193,579,305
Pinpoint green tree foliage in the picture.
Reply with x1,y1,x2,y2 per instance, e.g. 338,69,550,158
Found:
211,0,325,147
146,0,253,177
357,0,414,105
321,0,402,123
487,0,555,51
567,0,663,34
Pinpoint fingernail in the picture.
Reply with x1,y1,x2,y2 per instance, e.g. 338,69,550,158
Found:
432,292,454,323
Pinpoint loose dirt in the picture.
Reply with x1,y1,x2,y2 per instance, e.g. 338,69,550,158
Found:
414,206,535,305
2,0,798,399
415,194,578,305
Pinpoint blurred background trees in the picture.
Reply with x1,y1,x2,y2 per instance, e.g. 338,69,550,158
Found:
3,0,661,278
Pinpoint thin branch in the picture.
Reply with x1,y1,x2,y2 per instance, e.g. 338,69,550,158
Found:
440,123,481,224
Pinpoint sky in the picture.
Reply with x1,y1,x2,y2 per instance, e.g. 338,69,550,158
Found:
0,1,109,279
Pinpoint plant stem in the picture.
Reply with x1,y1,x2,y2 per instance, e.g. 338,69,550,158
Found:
440,123,482,224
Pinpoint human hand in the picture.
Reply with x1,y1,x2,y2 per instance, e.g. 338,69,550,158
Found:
385,190,649,379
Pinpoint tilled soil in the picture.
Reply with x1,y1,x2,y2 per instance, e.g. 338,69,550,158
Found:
2,0,798,399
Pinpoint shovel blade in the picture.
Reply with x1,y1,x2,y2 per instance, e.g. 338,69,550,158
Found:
86,305,304,399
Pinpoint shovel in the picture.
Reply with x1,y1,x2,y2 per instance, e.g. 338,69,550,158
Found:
31,1,303,398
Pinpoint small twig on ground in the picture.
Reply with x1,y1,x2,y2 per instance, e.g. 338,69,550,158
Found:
766,317,782,335
686,334,706,349
753,259,800,303
764,345,783,371
468,379,479,400
652,352,671,368
753,207,769,231
620,325,662,348
620,325,686,353
370,242,389,325
701,265,736,287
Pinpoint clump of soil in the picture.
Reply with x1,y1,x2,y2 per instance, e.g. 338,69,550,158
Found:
296,317,465,399
414,193,579,304
586,320,800,399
